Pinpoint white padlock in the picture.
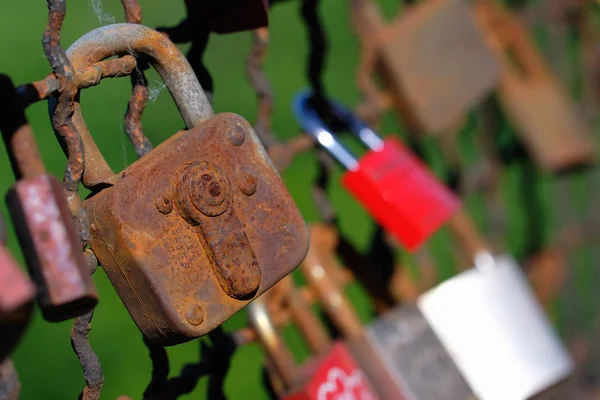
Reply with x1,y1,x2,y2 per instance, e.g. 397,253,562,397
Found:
417,252,574,400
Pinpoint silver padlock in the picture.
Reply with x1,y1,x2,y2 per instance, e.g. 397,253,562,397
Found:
349,305,476,400
418,253,575,400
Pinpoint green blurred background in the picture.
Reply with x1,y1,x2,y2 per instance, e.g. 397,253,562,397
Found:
0,0,598,398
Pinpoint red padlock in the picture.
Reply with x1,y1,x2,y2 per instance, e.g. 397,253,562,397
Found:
285,343,378,400
246,297,379,400
292,91,461,251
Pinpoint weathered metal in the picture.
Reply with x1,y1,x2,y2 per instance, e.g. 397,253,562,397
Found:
121,0,153,159
0,74,97,322
475,0,596,172
351,0,501,135
59,24,307,345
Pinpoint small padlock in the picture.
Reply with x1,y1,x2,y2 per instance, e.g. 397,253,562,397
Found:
418,252,575,400
351,0,501,134
300,224,475,400
0,216,35,362
0,74,97,322
475,0,595,172
246,296,380,400
293,91,461,251
64,24,308,345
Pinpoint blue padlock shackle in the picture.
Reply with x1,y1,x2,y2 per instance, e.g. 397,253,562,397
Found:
292,90,384,170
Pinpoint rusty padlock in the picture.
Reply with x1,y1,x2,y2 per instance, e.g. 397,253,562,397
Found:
475,0,595,172
0,216,35,362
62,24,308,345
351,0,501,134
0,74,97,322
293,91,461,251
300,224,475,400
246,296,380,400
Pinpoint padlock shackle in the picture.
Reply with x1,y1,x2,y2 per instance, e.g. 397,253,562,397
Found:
247,296,298,388
292,90,383,171
67,24,213,127
58,24,214,188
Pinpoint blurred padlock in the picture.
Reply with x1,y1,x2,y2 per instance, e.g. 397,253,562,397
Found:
0,74,97,322
475,0,595,172
418,253,575,400
0,216,35,362
63,24,308,345
293,91,461,251
301,224,475,400
246,296,380,400
351,0,501,134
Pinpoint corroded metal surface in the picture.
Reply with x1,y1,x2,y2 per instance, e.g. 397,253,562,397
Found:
0,73,97,322
6,176,97,321
83,113,308,345
64,23,214,188
121,0,154,159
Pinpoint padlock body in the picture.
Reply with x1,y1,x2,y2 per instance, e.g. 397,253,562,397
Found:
342,138,460,252
284,342,379,400
6,175,97,322
379,0,500,133
347,305,474,400
418,255,574,400
499,77,595,172
0,246,34,361
84,112,308,345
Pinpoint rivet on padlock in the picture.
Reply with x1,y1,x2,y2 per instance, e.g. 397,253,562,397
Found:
62,24,308,345
293,90,461,251
0,216,35,362
418,252,575,400
0,74,97,322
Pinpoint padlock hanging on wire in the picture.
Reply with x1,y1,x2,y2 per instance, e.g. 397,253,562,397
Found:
300,223,475,400
418,251,576,400
0,74,97,322
246,294,380,400
293,90,461,252
60,24,308,346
